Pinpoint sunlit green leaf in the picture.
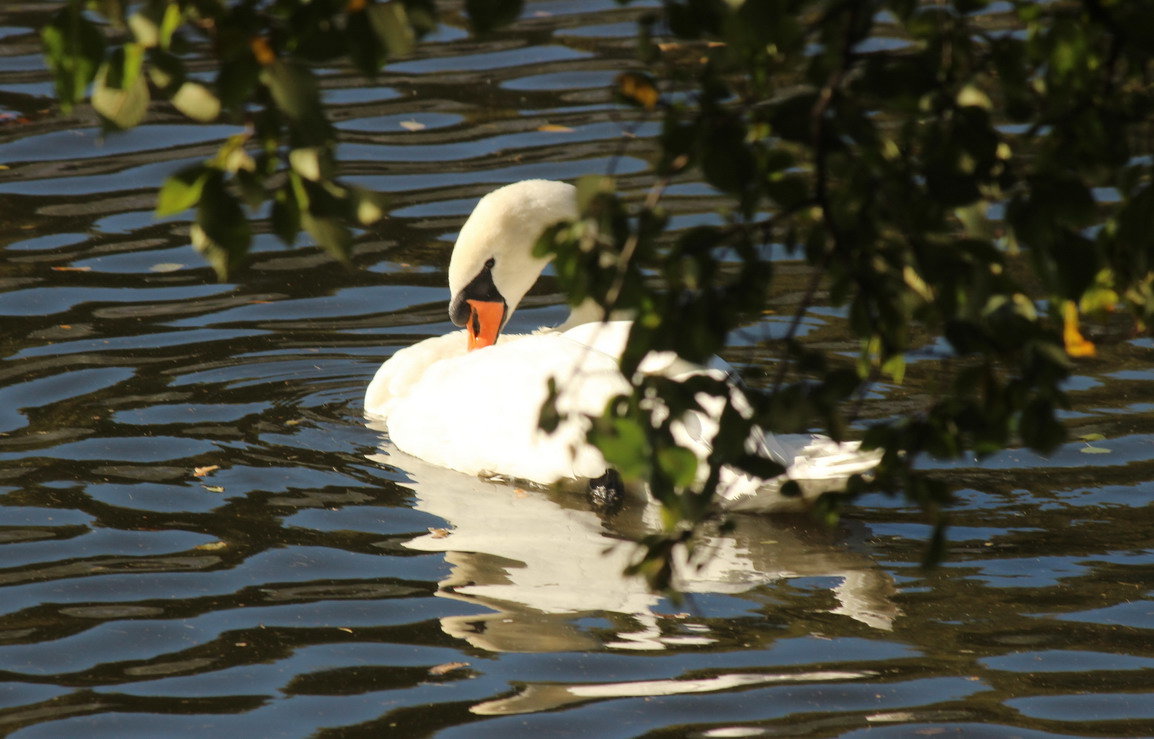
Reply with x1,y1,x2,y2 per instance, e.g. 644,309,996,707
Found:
159,3,183,48
350,187,387,226
128,11,159,48
92,55,150,129
289,147,331,182
156,165,210,217
591,416,651,482
171,82,221,122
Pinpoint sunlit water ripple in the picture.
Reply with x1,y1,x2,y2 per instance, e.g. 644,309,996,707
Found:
1,2,1153,736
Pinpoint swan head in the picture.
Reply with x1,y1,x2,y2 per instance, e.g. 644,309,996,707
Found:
448,180,577,349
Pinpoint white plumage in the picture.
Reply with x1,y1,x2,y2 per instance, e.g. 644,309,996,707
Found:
365,180,878,510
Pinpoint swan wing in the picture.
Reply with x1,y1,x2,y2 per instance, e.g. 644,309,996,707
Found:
365,331,470,418
386,333,630,484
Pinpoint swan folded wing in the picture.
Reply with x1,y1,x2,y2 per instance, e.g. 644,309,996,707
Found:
386,333,630,484
365,331,541,417
365,331,470,418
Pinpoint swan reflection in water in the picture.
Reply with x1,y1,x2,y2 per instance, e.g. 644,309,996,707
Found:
366,443,900,657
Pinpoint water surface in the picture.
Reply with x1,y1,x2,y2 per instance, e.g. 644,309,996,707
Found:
1,2,1153,736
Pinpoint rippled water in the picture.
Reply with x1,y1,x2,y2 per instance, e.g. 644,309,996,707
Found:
2,2,1153,736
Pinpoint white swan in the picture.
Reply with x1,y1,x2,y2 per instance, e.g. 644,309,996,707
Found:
364,179,878,510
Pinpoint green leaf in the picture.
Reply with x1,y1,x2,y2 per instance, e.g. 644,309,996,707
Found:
235,169,266,210
107,42,146,89
369,3,416,58
158,3,183,48
261,60,326,133
193,174,252,280
591,415,651,482
575,174,615,213
657,446,698,489
302,212,353,264
288,147,331,182
350,187,387,226
465,0,524,34
92,53,150,129
271,181,303,247
217,58,261,112
147,49,183,91
128,10,160,48
95,0,127,24
700,113,755,195
156,164,210,216
171,81,221,122
401,0,438,37
881,353,906,384
41,4,107,112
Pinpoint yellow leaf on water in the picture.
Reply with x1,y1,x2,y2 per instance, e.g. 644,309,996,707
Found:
399,120,426,131
1062,301,1096,358
537,123,574,132
194,465,220,477
616,72,659,110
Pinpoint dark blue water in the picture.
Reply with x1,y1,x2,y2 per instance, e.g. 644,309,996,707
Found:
1,2,1152,736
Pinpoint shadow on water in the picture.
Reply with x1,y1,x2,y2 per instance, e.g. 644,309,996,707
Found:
1,1,1154,736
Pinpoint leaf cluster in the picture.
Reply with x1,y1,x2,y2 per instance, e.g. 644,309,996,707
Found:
41,0,442,278
534,0,1154,589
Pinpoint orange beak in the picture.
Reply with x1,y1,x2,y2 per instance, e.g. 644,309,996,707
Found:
466,299,505,351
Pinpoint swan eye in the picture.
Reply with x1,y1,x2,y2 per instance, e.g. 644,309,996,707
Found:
484,257,495,270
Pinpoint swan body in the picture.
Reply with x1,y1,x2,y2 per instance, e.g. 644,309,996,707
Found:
378,326,629,482
365,179,878,510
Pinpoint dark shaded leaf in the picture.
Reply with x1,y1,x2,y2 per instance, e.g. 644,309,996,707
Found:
41,5,107,112
193,175,252,280
465,0,523,34
303,213,353,264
